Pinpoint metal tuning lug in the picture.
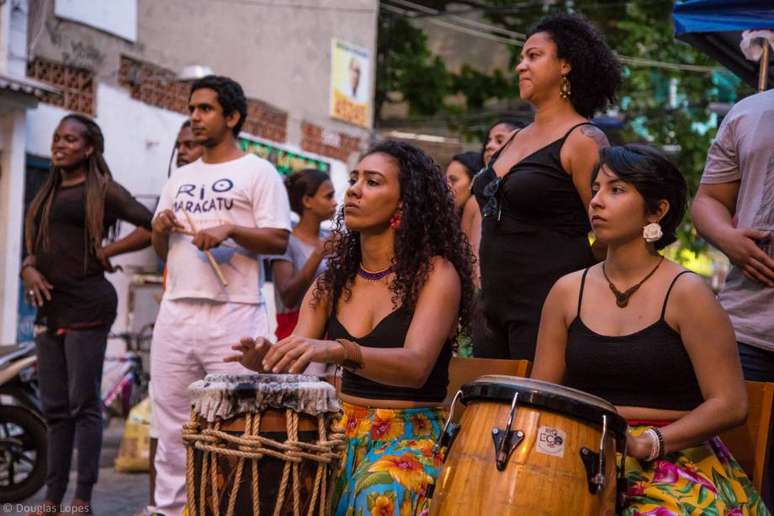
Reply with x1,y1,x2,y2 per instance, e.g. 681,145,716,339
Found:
491,391,525,471
433,390,463,462
580,414,609,494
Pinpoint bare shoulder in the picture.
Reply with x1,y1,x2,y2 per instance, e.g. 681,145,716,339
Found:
668,267,715,303
566,123,610,151
553,268,587,297
428,256,459,281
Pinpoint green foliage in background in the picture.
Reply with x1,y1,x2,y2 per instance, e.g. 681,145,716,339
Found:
375,0,755,253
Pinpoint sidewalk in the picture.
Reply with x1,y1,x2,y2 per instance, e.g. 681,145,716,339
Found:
8,419,150,516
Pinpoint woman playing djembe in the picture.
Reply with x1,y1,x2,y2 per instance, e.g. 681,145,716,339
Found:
531,144,769,514
228,140,475,515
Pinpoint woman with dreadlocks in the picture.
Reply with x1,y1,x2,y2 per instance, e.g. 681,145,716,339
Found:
21,114,153,515
227,140,475,515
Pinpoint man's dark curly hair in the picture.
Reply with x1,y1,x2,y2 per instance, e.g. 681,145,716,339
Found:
190,75,247,137
314,140,475,332
528,13,621,119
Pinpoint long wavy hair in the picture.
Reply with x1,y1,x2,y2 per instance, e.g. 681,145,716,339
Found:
25,114,117,265
314,140,475,332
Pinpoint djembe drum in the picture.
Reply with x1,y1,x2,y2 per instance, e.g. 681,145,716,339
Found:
183,374,344,516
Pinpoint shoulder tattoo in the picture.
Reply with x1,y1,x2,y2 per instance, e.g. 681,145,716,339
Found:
579,125,610,149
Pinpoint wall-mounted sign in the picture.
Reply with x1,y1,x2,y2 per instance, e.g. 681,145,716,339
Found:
329,39,371,128
239,137,330,177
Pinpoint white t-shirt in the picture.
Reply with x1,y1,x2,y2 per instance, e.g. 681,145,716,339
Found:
156,154,291,304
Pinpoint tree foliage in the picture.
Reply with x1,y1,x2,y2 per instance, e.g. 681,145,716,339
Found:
376,0,755,251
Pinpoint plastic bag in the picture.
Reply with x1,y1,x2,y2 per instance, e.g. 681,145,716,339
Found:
114,397,152,472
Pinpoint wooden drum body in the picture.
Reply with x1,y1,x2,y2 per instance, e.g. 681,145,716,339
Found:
430,376,627,516
184,374,344,516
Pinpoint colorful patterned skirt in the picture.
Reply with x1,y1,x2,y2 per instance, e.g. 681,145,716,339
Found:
622,425,770,515
331,402,447,516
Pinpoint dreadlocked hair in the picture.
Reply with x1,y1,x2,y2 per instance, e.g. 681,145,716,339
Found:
25,114,118,267
313,140,475,334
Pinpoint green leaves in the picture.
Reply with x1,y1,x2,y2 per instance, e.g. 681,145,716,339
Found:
376,0,752,252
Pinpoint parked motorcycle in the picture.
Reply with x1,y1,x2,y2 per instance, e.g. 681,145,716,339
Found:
0,342,47,502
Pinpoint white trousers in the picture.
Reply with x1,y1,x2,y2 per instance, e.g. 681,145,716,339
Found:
150,298,267,516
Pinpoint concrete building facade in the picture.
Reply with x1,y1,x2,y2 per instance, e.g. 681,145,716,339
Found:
1,0,379,344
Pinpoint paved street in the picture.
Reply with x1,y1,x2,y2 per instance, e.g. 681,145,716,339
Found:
9,419,150,516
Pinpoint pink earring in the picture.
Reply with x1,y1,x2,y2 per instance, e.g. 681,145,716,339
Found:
389,211,402,230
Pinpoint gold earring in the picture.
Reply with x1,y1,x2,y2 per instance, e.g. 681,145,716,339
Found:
560,75,571,99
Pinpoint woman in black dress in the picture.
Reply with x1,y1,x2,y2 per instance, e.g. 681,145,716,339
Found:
472,13,621,360
21,114,152,515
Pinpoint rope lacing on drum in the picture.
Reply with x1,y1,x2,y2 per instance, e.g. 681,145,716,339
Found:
182,409,345,516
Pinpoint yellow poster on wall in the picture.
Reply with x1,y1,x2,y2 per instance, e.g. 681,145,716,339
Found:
330,39,371,128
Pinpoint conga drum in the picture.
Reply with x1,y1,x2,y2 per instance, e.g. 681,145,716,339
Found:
430,376,627,516
183,374,345,516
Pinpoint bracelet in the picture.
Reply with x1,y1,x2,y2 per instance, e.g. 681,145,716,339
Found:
652,427,666,458
644,428,662,462
334,338,364,370
19,262,35,277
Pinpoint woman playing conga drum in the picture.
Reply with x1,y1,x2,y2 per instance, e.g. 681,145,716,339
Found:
531,144,769,514
228,140,474,515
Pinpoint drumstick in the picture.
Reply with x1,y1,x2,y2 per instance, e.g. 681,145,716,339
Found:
180,207,229,288
173,228,238,248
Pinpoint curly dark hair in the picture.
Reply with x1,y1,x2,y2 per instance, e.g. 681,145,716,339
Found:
593,144,688,250
314,140,475,331
190,75,247,136
528,13,621,119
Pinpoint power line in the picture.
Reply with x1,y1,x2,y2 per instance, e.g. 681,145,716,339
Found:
382,1,717,74
382,3,522,47
387,0,527,40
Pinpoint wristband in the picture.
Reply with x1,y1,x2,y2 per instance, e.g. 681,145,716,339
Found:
652,427,665,458
19,262,35,277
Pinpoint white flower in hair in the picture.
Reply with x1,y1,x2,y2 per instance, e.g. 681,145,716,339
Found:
643,223,663,243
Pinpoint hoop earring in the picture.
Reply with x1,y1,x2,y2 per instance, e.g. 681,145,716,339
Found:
560,75,572,100
643,222,663,243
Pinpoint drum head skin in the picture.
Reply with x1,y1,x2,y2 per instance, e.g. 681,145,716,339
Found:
189,373,340,422
460,375,627,438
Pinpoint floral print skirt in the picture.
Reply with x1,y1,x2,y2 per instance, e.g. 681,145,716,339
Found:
622,425,770,515
331,402,447,516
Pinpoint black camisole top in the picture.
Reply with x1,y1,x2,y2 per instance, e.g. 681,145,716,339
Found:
563,269,704,411
325,306,451,403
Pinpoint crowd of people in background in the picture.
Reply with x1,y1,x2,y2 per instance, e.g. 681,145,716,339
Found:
18,10,772,516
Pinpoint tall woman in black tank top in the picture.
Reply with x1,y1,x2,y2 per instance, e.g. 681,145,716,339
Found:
471,13,622,360
227,141,475,515
532,145,767,513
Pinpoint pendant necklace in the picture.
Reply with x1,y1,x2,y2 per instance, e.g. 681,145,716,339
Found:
602,256,664,308
358,263,394,281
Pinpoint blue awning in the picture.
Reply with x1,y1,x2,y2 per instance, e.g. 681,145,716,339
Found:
674,1,774,35
672,0,774,89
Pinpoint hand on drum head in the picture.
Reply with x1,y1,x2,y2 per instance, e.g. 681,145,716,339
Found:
262,336,346,375
224,337,272,372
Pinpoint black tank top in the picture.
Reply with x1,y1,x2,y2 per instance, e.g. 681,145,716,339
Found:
326,306,451,402
564,269,704,411
472,122,593,236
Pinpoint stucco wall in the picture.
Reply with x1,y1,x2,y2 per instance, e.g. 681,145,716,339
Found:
28,0,379,145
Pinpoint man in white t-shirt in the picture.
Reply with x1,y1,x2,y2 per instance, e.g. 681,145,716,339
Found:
150,75,290,516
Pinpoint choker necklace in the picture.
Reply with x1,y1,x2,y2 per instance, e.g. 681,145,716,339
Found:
602,256,664,308
358,263,394,281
